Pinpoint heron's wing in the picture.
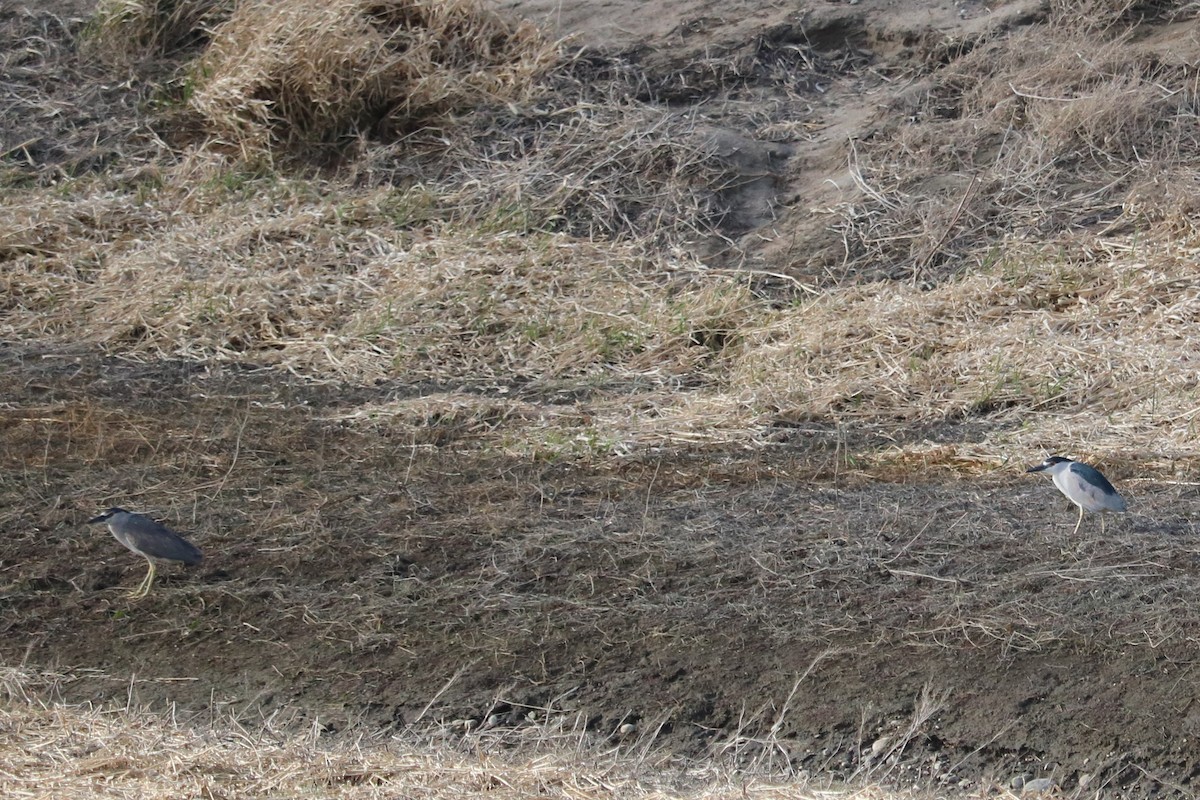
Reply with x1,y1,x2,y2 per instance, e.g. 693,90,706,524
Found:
122,514,204,564
1068,463,1127,512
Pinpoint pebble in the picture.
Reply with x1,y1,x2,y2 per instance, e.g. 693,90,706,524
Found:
1024,778,1055,794
1010,775,1055,795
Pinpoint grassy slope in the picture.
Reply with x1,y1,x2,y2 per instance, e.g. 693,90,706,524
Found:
5,0,1200,796
5,1,1200,473
8,158,1200,472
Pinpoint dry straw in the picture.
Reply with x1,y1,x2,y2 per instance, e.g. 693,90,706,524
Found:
7,0,1200,471
0,667,923,800
10,168,1200,467
438,99,727,242
189,0,558,151
88,0,236,61
835,4,1200,285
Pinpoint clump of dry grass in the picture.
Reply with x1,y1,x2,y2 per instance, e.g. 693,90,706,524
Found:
835,3,1200,283
0,666,927,800
437,97,728,242
1049,0,1192,28
333,45,737,242
88,0,235,62
85,0,733,239
189,0,558,151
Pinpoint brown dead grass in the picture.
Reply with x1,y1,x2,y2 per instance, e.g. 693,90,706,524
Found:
0,667,930,800
14,155,1200,465
189,0,557,151
86,0,731,236
836,3,1200,284
731,232,1200,461
88,0,234,61
1050,0,1192,27
8,166,1200,469
434,96,728,242
7,0,1200,476
0,164,735,383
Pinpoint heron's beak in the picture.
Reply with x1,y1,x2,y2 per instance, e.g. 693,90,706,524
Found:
1025,464,1047,474
86,514,108,524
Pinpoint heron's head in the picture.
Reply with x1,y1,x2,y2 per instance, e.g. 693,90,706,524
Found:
1026,456,1072,474
87,507,128,524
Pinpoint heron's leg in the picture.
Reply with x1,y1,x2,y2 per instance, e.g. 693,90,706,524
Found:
143,559,157,596
130,558,156,598
1100,515,1106,536
1071,505,1084,537
127,559,148,597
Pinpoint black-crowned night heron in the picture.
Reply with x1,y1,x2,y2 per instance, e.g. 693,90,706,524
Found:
1026,456,1127,536
86,508,203,597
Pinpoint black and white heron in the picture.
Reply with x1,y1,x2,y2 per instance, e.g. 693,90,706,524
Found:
86,508,202,597
1026,456,1127,536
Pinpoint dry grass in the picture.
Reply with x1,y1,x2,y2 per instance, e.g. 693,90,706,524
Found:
84,0,737,234
7,1,1200,793
434,96,728,242
1050,0,1194,27
188,0,557,152
835,2,1200,284
729,232,1200,464
88,0,234,61
0,667,933,800
0,166,728,378
9,159,1200,469
5,0,1197,472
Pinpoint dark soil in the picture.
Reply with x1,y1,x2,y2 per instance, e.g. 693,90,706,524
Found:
5,347,1200,796
5,1,1200,797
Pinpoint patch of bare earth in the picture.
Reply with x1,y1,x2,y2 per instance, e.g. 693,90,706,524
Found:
6,0,1200,797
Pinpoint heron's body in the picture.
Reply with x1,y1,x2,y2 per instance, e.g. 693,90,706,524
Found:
1027,456,1126,535
86,508,202,597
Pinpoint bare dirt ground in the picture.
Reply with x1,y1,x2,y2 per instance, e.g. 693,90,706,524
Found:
15,346,1200,797
6,0,1200,797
